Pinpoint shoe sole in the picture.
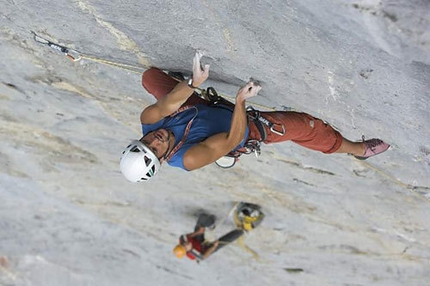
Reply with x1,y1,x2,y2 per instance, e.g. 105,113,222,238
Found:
354,145,390,160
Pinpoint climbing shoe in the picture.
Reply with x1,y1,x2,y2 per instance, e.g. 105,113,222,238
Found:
354,138,390,160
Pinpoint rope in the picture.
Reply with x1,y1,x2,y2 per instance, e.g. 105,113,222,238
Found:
208,202,240,237
31,30,277,111
80,54,147,74
354,158,430,204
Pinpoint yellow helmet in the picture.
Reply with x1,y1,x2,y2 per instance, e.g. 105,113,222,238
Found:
173,244,187,258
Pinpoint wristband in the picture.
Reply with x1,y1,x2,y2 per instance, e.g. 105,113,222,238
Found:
187,78,198,89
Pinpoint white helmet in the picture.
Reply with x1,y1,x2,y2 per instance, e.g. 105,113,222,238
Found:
120,140,161,182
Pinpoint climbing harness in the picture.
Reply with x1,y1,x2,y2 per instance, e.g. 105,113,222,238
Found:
247,106,285,137
202,86,231,107
194,86,287,169
214,139,262,169
190,86,272,168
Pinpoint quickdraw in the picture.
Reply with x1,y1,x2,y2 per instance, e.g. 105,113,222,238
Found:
31,31,81,61
32,32,282,112
31,31,147,73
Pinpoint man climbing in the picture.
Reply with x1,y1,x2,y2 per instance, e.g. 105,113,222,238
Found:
120,52,390,182
173,213,244,262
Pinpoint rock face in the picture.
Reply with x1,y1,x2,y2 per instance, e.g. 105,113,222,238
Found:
1,1,429,286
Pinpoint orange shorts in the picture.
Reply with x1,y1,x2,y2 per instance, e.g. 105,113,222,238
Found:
248,112,343,154
142,67,207,106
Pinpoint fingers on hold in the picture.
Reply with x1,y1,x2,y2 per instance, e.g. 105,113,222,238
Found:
250,81,262,94
202,64,210,73
193,52,201,64
249,85,261,95
195,51,203,60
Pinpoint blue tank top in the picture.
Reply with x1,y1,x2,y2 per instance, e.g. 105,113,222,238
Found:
141,104,249,170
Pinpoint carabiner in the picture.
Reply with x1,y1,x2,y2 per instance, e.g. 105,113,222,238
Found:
270,124,285,136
